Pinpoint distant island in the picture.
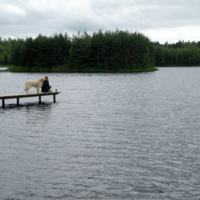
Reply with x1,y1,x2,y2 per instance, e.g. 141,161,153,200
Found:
0,30,200,72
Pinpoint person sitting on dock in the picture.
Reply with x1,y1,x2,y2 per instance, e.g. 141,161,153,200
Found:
41,76,52,92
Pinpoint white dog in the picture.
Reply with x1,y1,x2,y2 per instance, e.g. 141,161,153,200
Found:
24,77,45,94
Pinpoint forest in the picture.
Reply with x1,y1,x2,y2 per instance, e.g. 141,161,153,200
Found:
0,30,155,72
154,40,200,66
0,30,200,72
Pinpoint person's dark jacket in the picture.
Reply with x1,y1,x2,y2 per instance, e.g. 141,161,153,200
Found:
41,80,51,92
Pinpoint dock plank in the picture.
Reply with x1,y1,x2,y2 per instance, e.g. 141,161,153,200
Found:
0,92,61,107
0,92,60,99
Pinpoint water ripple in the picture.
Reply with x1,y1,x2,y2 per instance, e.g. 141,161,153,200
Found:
1,68,200,199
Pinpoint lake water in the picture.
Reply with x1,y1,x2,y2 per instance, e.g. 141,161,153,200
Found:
0,67,8,71
1,67,200,200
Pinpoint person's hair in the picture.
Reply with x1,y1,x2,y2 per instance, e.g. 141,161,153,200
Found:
45,76,48,80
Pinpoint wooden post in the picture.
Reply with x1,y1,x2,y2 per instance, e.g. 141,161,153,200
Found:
53,94,56,103
39,96,41,103
17,98,19,106
2,99,4,108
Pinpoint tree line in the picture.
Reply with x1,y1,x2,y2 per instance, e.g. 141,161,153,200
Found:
154,40,200,66
1,30,200,71
0,37,13,65
1,30,155,72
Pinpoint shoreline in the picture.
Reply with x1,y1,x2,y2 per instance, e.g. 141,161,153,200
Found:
7,66,158,73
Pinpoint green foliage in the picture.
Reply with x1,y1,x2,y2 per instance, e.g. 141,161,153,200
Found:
2,32,200,71
90,29,155,71
68,31,91,71
0,38,14,65
2,30,156,72
9,33,71,71
154,40,200,66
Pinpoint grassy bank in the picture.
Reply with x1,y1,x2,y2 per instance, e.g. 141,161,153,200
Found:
8,65,158,73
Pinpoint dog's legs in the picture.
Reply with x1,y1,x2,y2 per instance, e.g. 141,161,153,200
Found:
37,88,39,93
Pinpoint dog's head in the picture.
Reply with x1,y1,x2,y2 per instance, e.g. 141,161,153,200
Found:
39,77,45,83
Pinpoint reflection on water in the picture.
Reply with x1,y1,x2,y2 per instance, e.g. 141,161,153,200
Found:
1,101,53,110
1,68,200,200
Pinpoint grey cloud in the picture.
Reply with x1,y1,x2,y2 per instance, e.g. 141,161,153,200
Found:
0,3,27,23
0,0,200,43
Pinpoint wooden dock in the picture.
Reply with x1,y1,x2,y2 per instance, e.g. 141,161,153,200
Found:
0,92,61,108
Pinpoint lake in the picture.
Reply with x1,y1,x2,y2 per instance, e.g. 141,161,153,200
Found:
1,67,200,200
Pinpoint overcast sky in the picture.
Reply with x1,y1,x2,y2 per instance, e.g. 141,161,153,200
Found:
0,0,200,44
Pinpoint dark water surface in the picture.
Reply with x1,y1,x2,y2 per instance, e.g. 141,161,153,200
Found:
1,68,200,199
